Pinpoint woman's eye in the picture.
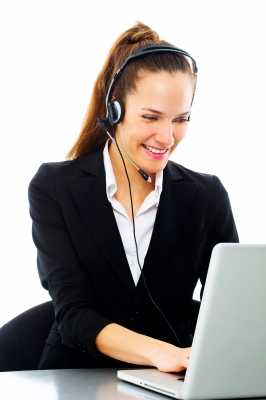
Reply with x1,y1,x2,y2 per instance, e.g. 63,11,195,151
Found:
142,115,190,123
142,115,157,121
176,117,190,123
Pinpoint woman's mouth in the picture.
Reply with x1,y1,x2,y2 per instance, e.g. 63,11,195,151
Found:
142,144,168,154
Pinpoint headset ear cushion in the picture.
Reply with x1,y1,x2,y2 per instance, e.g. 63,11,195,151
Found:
110,99,125,124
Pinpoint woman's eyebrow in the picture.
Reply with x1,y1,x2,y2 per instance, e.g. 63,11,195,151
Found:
141,108,163,115
141,108,190,116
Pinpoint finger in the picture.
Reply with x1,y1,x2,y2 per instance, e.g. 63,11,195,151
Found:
181,357,189,368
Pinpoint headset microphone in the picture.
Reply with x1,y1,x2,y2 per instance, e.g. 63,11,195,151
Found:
97,117,152,183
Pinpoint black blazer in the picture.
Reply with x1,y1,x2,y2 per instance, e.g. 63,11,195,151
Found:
28,146,238,364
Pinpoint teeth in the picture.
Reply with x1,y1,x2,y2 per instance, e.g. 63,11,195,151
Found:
144,145,167,154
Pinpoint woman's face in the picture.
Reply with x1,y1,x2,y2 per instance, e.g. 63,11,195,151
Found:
115,70,194,176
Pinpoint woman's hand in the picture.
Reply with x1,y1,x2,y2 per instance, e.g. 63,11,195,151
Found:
149,342,191,372
95,323,191,372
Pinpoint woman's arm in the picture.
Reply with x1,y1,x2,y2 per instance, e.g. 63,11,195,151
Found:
95,323,191,372
29,163,113,358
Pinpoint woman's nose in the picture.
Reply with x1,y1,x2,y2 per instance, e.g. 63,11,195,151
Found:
154,122,174,147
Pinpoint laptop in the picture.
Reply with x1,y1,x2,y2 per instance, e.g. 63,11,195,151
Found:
118,243,266,399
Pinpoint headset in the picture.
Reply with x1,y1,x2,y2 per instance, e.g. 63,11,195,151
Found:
98,44,198,127
97,45,198,347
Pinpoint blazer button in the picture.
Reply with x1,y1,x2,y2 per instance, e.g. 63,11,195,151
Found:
78,343,86,353
130,311,138,321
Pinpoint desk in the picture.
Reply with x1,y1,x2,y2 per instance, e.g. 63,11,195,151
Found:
0,368,168,399
1,368,265,400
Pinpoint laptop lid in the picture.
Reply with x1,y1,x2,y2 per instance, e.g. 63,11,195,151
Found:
118,243,266,399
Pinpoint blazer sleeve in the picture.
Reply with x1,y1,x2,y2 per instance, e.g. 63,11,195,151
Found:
28,163,112,359
199,175,239,297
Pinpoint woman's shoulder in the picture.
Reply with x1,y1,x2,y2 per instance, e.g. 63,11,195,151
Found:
33,157,81,176
29,158,80,187
28,154,97,205
166,160,227,194
30,147,104,186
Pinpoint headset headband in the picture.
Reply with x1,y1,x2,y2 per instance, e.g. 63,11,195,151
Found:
105,44,198,117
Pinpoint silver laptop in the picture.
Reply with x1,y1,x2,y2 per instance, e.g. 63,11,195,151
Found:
118,243,266,399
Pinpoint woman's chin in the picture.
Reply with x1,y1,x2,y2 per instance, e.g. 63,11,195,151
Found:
140,160,168,176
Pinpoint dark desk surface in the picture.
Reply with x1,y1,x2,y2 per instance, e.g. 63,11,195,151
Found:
0,368,168,400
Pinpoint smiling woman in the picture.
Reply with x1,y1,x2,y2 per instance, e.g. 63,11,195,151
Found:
28,21,238,372
113,71,194,178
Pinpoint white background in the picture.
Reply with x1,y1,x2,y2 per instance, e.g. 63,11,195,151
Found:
0,0,265,327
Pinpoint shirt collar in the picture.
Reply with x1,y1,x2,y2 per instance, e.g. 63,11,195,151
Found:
103,140,163,203
103,140,117,202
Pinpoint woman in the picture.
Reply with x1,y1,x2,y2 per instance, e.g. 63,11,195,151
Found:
29,22,238,372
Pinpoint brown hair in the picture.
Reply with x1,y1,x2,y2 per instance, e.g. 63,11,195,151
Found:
66,22,197,159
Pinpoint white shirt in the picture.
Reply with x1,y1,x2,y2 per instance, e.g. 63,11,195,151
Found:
103,141,163,285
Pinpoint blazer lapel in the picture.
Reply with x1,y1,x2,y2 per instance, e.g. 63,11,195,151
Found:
67,149,138,302
137,162,198,293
